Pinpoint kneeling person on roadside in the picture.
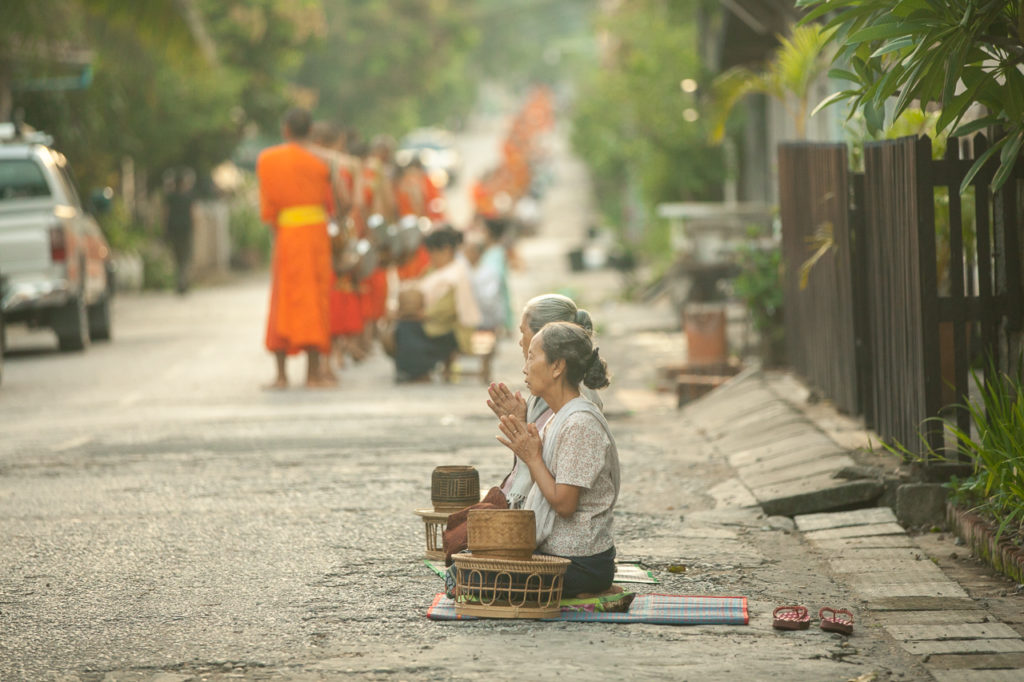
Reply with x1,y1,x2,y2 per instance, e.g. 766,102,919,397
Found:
496,321,619,598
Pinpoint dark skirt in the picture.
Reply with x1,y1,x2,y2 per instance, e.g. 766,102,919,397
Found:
394,320,457,379
552,545,616,598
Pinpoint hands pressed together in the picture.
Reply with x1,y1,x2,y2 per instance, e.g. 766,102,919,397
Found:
487,382,527,423
496,414,542,467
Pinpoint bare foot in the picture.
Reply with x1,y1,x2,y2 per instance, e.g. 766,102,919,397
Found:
262,377,288,391
306,376,338,389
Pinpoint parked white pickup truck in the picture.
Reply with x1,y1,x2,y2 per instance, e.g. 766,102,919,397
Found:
0,124,113,353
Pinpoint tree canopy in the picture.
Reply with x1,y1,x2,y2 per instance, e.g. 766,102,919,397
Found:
799,0,1024,192
570,0,724,254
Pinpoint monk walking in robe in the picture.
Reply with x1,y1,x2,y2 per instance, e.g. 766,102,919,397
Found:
257,108,335,389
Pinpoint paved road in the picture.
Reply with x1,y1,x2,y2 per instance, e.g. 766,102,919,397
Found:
0,123,942,681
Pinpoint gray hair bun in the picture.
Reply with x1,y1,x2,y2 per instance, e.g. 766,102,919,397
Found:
574,308,594,333
538,321,610,390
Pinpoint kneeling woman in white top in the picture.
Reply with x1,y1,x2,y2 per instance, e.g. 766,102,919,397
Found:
497,321,619,597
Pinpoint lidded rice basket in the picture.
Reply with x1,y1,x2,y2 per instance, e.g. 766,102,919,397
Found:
467,509,536,560
431,466,480,512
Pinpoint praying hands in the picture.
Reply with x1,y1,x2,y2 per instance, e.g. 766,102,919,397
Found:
496,414,542,467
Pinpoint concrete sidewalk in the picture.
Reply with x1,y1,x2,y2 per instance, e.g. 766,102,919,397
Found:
664,366,1024,681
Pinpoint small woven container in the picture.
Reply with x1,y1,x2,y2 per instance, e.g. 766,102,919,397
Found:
452,554,570,619
467,509,536,560
431,466,480,512
413,508,450,561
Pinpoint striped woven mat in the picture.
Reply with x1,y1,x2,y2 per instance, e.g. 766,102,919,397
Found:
427,593,748,624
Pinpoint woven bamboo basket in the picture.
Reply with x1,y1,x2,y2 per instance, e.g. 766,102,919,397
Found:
452,554,570,619
413,508,450,561
466,509,536,560
431,466,480,512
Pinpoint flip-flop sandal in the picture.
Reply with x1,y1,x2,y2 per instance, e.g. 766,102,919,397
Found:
772,605,811,630
819,607,854,635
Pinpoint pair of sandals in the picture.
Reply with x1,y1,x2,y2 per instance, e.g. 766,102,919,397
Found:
773,605,854,635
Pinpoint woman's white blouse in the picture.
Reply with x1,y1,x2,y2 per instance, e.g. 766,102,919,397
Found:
538,410,618,556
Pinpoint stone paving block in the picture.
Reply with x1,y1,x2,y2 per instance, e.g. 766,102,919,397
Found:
712,418,811,451
730,443,845,472
678,527,739,539
728,434,842,467
903,638,1024,655
802,522,906,542
931,669,1024,681
733,450,853,479
708,405,802,433
689,393,781,426
875,610,992,625
927,653,1024,672
829,559,947,578
738,457,857,489
795,507,898,531
823,547,928,562
707,478,758,509
812,535,918,551
756,479,884,517
856,582,969,599
885,623,1021,641
868,596,978,611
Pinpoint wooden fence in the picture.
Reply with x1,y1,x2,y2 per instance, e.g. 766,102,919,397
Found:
778,143,859,415
779,135,1023,460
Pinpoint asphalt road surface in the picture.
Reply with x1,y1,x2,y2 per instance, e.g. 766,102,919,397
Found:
0,122,934,681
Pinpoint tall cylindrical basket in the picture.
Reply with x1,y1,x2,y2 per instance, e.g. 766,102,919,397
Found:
431,466,480,512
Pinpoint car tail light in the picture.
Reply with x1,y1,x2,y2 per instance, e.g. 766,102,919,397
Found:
49,225,67,262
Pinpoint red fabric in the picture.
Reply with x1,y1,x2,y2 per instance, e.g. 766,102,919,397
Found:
360,267,388,321
329,274,364,336
441,487,509,564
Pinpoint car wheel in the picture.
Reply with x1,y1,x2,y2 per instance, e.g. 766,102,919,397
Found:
55,294,91,352
88,290,112,341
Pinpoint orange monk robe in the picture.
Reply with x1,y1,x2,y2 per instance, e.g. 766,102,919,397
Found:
258,143,334,355
358,267,388,321
396,244,430,280
422,174,445,222
396,178,424,217
471,179,497,219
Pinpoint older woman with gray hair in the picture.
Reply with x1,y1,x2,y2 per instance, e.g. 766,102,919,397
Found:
488,293,603,508
496,321,618,597
440,294,604,564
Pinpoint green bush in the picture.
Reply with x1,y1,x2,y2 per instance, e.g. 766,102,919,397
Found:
98,202,145,252
943,367,1024,544
732,237,785,365
229,195,271,269
139,240,175,290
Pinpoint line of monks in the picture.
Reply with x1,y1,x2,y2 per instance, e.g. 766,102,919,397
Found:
255,88,556,389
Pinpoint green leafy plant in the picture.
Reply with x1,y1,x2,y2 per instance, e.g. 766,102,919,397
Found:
228,194,270,269
887,362,1024,544
709,23,836,142
732,235,785,364
97,201,144,252
798,0,1024,193
943,367,1024,543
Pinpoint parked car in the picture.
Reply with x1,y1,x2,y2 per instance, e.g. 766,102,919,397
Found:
396,128,462,188
0,123,113,351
